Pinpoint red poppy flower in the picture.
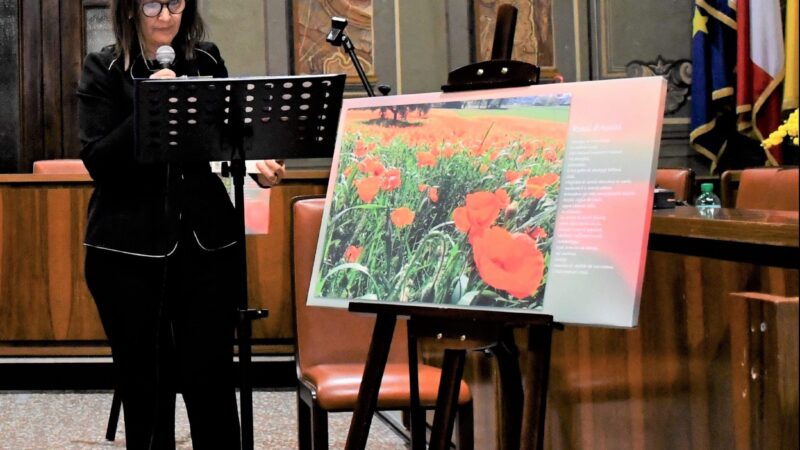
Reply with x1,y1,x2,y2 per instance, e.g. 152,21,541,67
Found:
528,226,548,240
520,141,538,160
521,173,559,199
344,245,363,262
471,226,545,298
357,156,385,177
417,151,437,168
428,187,439,203
494,189,510,209
452,191,503,234
382,168,402,191
355,176,381,203
354,141,370,158
390,207,415,228
505,171,523,183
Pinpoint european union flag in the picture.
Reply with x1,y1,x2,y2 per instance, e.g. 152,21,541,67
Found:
690,0,737,172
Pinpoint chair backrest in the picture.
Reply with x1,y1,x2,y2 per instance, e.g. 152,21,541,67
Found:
291,197,408,371
656,168,695,202
726,167,799,211
720,169,742,207
32,159,88,175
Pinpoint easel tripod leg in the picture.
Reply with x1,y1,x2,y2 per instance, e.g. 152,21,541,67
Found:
345,313,397,450
429,349,466,450
521,325,555,450
491,330,523,450
407,323,426,450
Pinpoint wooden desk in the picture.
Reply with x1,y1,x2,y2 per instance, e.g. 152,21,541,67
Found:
0,170,329,356
650,206,798,267
424,206,799,449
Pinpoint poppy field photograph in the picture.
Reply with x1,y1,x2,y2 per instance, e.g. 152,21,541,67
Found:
313,93,572,311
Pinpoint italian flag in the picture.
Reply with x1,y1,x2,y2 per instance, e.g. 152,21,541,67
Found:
736,0,785,164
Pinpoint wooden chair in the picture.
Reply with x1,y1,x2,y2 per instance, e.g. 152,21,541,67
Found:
656,168,695,203
290,196,473,450
721,167,799,210
728,292,799,450
32,159,88,174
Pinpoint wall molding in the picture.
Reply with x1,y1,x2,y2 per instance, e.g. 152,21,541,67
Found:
626,55,692,115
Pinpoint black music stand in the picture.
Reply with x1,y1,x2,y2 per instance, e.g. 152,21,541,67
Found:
134,73,346,450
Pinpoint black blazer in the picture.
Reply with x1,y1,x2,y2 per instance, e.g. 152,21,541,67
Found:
78,42,239,256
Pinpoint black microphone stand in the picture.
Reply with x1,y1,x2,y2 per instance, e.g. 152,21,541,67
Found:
327,16,390,97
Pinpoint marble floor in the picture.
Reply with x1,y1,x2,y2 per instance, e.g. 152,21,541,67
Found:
0,390,408,449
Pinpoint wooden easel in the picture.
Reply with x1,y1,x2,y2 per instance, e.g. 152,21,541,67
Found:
343,6,560,449
344,303,561,450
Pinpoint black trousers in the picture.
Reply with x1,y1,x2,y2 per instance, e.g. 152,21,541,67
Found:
85,233,241,450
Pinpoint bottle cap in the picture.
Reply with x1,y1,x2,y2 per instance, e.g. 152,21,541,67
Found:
700,183,714,193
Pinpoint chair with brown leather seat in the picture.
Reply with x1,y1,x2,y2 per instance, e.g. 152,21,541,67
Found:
291,196,473,450
32,159,89,174
655,167,695,203
721,167,799,210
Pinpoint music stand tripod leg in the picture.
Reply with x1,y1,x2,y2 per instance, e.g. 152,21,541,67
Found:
231,158,268,450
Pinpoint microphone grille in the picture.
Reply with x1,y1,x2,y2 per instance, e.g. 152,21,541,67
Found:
155,45,175,66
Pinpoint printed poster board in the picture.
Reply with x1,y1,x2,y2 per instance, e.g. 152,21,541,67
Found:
307,77,667,327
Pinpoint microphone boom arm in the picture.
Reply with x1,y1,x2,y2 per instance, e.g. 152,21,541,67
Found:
326,17,375,97
341,35,375,97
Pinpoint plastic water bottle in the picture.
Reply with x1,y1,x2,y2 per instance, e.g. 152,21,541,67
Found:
695,182,721,217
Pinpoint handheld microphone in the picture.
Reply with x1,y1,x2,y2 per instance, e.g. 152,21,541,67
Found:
155,45,175,69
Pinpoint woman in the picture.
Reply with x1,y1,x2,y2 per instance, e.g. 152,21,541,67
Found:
78,0,284,448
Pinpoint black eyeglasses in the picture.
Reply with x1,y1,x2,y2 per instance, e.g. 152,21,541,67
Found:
141,0,185,18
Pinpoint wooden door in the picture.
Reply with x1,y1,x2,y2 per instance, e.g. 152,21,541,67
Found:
9,0,111,173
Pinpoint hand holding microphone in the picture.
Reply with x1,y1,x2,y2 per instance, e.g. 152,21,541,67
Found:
150,45,176,79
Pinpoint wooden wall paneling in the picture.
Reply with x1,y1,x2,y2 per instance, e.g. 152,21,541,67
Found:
728,292,800,450
0,180,103,341
0,0,21,173
61,0,85,159
13,0,88,171
45,188,74,339
42,0,62,161
420,245,798,449
1,173,329,354
20,0,44,172
64,186,97,338
1,185,51,339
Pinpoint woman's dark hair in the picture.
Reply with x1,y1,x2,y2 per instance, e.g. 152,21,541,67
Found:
110,0,206,68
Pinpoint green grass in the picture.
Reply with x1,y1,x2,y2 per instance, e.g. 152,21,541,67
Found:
454,105,570,122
